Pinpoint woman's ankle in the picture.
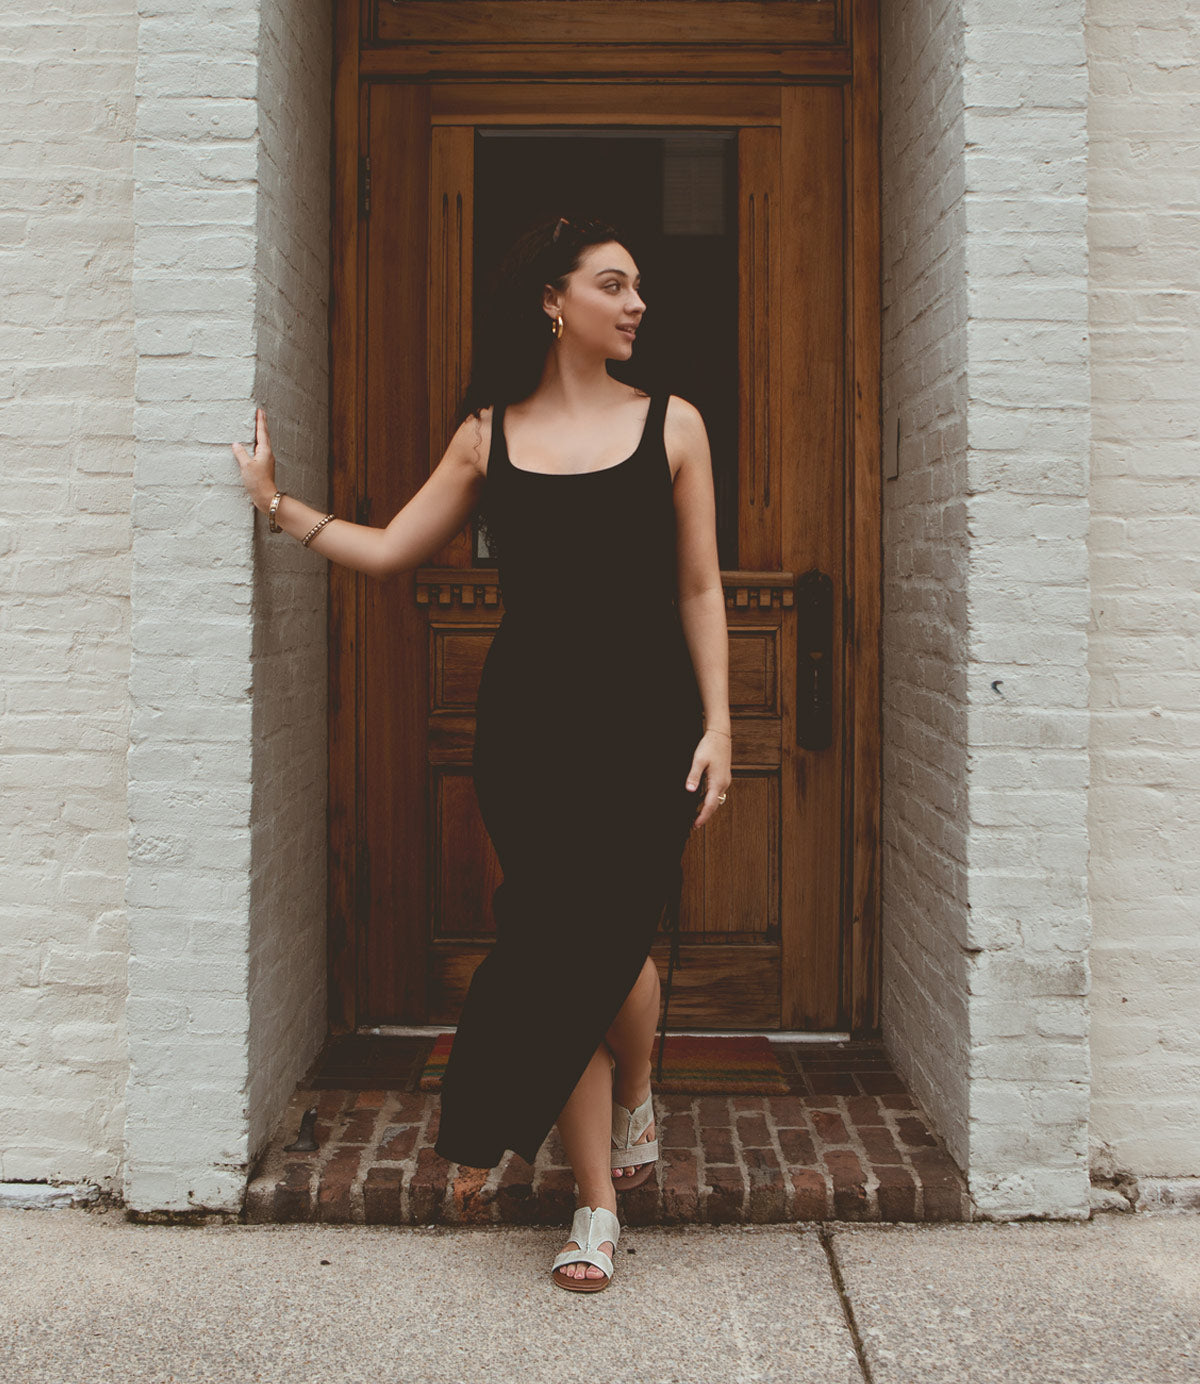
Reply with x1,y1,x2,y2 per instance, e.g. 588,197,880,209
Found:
613,1056,652,1097
576,1183,617,1212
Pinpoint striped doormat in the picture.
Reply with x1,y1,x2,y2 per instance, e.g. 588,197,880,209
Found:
418,1033,789,1095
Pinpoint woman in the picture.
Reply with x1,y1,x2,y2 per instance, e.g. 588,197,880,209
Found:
233,214,731,1293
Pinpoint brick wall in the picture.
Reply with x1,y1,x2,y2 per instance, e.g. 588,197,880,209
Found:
1087,1,1200,1177
880,0,973,1180
0,0,136,1191
883,0,1093,1218
246,0,332,1167
124,0,330,1212
960,0,1092,1217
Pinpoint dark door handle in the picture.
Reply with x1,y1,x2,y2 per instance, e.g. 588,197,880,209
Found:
795,569,833,750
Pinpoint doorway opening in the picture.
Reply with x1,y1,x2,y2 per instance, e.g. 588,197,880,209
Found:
472,127,739,566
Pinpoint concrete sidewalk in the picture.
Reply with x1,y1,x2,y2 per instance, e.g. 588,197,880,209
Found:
1,1206,1197,1383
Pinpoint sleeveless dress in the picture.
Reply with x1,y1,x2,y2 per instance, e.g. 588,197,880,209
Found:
432,390,705,1170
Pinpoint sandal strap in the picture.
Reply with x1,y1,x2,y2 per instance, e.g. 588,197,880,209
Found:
552,1246,613,1278
572,1203,620,1250
611,1090,654,1147
610,1137,658,1168
553,1205,619,1278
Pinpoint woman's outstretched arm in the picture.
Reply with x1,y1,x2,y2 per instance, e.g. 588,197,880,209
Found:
232,407,487,579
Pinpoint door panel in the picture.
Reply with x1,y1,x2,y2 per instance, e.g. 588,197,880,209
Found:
780,83,846,1028
737,124,781,568
360,83,432,1022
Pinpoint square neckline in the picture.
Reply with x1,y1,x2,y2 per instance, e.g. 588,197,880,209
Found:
500,394,655,477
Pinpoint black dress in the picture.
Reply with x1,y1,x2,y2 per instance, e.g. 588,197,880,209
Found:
433,390,704,1170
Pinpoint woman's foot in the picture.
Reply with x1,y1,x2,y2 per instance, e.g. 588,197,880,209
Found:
557,1188,618,1283
611,1074,654,1180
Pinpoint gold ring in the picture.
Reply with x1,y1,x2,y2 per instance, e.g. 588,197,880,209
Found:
717,793,727,804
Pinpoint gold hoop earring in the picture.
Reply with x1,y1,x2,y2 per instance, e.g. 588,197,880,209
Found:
552,313,564,340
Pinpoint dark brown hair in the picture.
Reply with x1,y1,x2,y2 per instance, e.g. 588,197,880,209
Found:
454,214,638,425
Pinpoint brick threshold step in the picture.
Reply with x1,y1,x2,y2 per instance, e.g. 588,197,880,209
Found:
245,1088,971,1225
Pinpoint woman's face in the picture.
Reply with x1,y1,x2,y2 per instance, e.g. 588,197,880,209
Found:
546,240,646,360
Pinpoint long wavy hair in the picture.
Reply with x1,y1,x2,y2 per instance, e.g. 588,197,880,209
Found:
455,213,643,426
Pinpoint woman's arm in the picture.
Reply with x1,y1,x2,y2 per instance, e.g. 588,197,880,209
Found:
232,407,488,579
667,396,732,829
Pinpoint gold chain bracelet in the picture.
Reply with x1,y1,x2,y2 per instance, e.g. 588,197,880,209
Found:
704,727,732,738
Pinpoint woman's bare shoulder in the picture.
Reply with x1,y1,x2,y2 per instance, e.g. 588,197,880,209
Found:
663,395,708,481
447,405,494,478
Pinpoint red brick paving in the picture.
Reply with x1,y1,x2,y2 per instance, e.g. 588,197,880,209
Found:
243,1039,971,1224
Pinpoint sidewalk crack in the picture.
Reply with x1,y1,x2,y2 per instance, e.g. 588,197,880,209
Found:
818,1225,875,1384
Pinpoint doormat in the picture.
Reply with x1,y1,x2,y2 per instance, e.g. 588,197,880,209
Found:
418,1033,790,1095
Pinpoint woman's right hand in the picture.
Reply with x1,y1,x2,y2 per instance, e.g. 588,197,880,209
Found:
232,407,278,512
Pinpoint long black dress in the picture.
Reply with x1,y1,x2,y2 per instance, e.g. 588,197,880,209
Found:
433,389,704,1170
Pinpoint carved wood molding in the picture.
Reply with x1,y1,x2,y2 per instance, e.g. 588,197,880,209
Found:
413,567,796,611
415,570,502,608
725,572,795,609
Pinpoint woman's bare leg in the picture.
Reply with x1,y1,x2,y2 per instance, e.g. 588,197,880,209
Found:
604,956,660,1178
555,1040,619,1281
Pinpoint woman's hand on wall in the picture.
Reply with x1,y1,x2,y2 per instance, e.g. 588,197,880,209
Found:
232,407,278,511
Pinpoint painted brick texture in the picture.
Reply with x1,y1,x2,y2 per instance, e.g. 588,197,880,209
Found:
961,0,1092,1217
1086,1,1200,1178
881,0,973,1190
124,0,331,1212
883,0,1092,1218
246,0,332,1171
0,0,137,1191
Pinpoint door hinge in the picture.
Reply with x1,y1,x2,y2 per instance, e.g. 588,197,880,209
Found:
359,154,372,219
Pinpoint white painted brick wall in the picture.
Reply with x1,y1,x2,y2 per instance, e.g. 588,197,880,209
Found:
960,0,1092,1218
245,0,331,1167
883,0,1093,1218
1087,0,1200,1178
124,0,330,1213
0,0,136,1192
881,0,974,1182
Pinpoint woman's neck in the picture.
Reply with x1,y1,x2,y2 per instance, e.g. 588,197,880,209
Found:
532,350,631,416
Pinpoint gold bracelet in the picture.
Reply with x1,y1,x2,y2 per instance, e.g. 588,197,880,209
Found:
704,726,732,737
268,490,284,533
300,513,335,548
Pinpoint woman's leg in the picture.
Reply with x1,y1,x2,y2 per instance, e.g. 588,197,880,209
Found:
604,956,660,1178
555,1040,619,1281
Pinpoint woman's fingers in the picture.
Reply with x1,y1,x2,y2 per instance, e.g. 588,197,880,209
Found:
695,780,728,829
232,413,276,509
687,747,731,830
257,406,272,457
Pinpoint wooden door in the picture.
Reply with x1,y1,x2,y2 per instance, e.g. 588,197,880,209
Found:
329,1,881,1039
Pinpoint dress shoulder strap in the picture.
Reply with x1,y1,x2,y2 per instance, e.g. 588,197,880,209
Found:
486,401,508,477
648,390,670,443
644,391,672,480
